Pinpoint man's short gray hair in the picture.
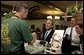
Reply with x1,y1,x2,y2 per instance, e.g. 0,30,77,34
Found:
15,4,28,13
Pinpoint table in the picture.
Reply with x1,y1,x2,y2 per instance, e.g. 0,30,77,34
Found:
24,43,45,54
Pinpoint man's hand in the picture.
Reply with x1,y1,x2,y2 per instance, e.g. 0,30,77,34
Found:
75,25,81,34
28,42,33,45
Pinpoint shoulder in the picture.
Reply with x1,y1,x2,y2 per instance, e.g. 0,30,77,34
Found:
66,27,71,30
51,29,55,33
16,19,26,23
15,19,28,26
12,19,28,28
2,18,10,23
10,17,26,24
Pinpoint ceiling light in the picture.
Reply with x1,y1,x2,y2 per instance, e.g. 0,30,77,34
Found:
54,16,60,19
45,10,64,15
49,5,53,8
62,16,72,18
47,15,52,19
55,8,61,11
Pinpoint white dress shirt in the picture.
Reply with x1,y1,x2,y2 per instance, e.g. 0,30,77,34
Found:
44,29,52,40
64,27,80,46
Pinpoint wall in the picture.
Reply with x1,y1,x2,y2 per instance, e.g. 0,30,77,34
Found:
24,19,69,31
25,19,83,34
25,19,45,30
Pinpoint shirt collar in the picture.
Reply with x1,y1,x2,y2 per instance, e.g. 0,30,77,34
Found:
11,16,18,19
46,29,52,32
11,16,22,20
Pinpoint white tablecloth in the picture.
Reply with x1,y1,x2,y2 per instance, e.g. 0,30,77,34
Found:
24,43,45,54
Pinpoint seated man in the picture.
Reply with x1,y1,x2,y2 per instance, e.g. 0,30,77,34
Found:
41,19,54,43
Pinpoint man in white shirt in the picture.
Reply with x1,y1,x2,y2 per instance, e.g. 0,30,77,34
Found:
62,18,81,54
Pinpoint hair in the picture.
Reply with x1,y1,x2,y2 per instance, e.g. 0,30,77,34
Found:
15,4,28,13
71,17,77,23
46,19,54,25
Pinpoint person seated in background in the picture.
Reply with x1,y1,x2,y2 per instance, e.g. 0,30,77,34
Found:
30,27,41,44
62,18,82,54
35,27,41,40
31,31,37,45
41,19,54,43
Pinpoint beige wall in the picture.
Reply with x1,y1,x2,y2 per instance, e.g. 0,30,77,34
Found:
25,19,45,30
1,16,69,31
25,19,84,34
24,19,69,30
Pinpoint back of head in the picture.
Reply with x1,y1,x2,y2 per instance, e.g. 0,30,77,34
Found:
15,4,28,19
15,4,28,13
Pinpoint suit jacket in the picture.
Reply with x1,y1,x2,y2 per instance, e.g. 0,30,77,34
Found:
41,29,54,43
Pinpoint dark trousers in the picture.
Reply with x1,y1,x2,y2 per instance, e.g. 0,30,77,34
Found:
62,44,71,54
62,40,71,54
62,45,80,54
71,45,80,52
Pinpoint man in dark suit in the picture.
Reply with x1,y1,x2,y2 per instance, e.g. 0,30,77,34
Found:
41,19,54,43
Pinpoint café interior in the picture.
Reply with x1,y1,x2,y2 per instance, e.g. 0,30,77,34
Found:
1,1,83,54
